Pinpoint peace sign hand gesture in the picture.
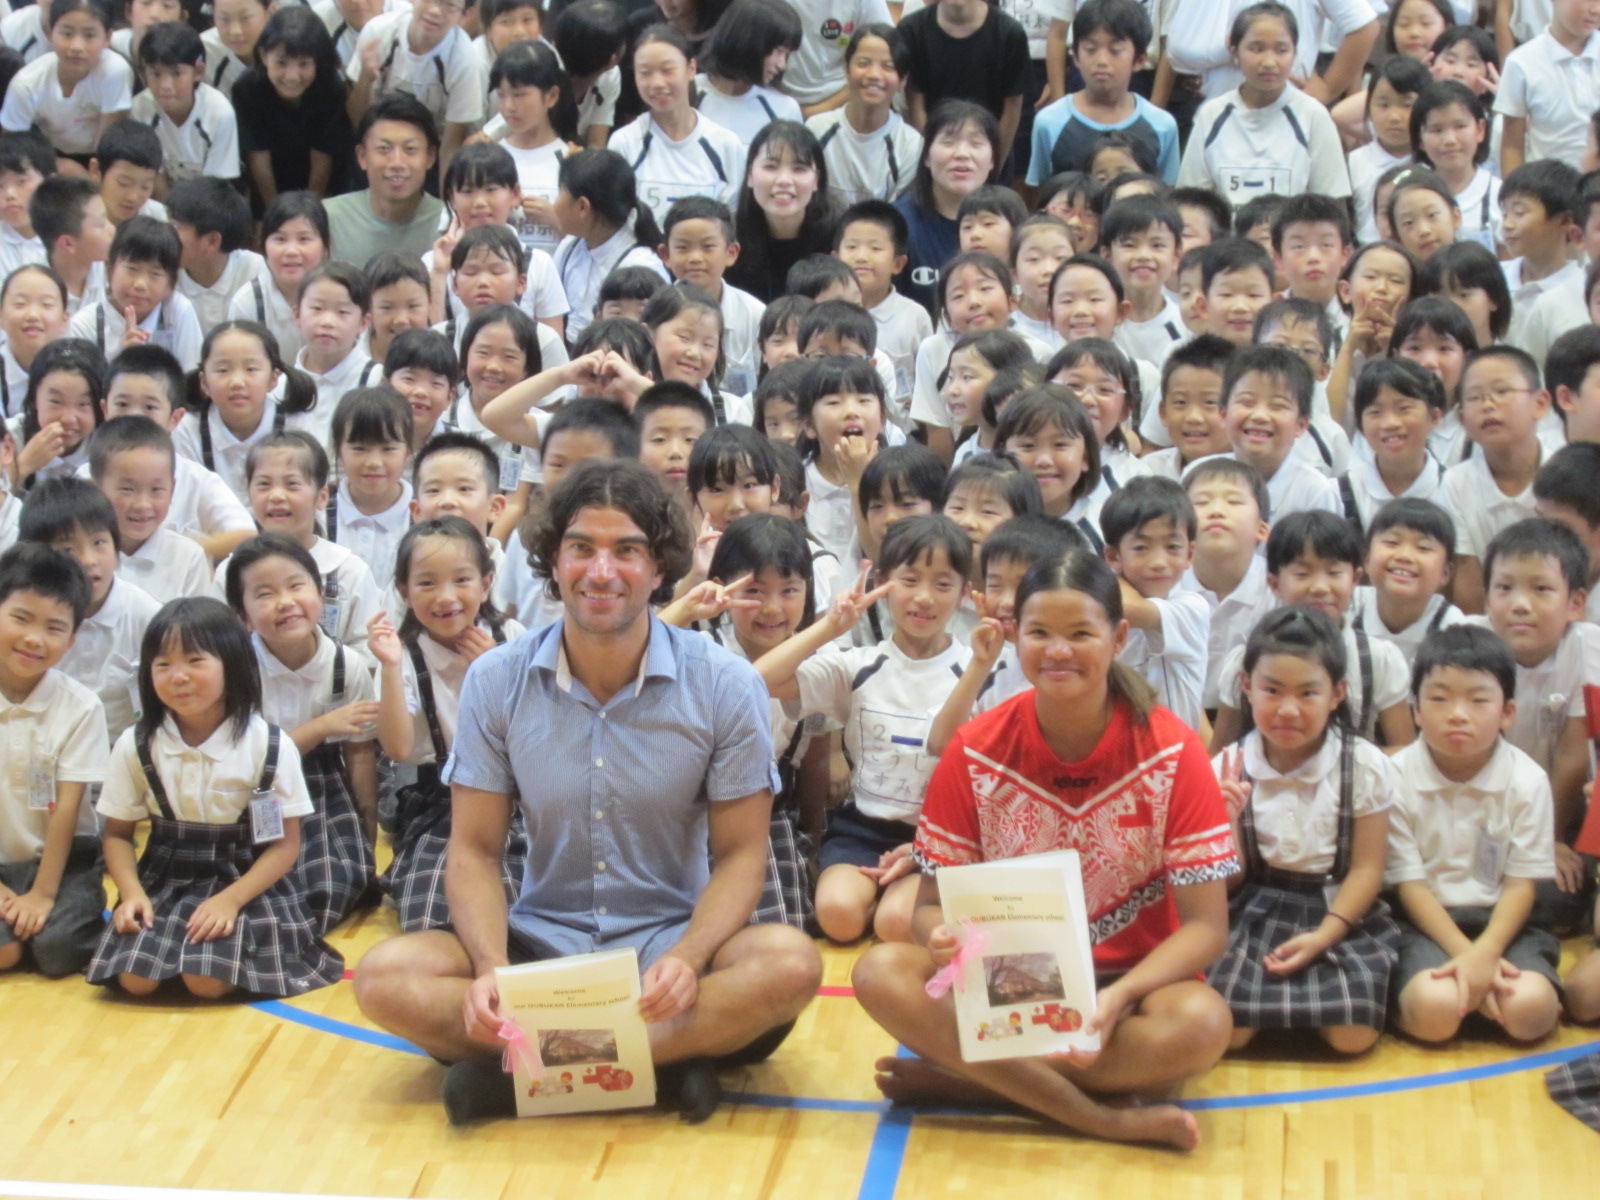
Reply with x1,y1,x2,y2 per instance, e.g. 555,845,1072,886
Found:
825,561,893,636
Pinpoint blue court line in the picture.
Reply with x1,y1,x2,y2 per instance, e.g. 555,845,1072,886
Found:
249,1000,431,1057
855,1048,915,1200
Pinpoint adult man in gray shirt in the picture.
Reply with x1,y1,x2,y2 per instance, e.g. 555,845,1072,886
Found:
355,460,823,1123
325,94,446,268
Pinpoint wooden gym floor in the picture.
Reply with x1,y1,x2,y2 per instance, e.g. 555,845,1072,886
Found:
2,897,1598,1200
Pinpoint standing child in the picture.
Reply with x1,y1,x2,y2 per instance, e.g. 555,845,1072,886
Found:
1353,497,1466,666
1387,624,1564,1044
0,263,71,418
29,175,114,317
996,383,1103,547
1144,335,1235,481
17,477,159,747
225,534,379,934
1175,2,1351,212
294,261,380,447
172,320,318,503
11,338,105,491
657,196,764,398
806,26,922,207
798,356,886,563
1210,605,1401,1055
326,386,413,592
67,216,203,371
628,380,711,510
202,0,269,98
1496,0,1600,174
167,179,265,336
756,515,973,943
130,22,240,188
1100,476,1208,731
1349,56,1429,245
489,39,570,263
1412,82,1500,253
87,417,210,602
369,516,526,932
1535,443,1600,624
693,0,803,143
228,191,331,362
86,596,344,998
0,543,109,978
0,0,131,165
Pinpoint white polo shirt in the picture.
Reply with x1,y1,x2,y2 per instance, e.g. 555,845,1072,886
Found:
1258,454,1342,521
0,491,17,556
99,714,312,825
351,12,487,128
1180,554,1276,710
173,400,290,503
1349,585,1466,667
0,668,107,863
0,52,134,155
0,221,45,281
501,138,568,259
809,108,923,206
119,526,212,604
328,479,412,590
130,82,241,184
254,627,378,739
870,291,933,416
607,111,746,226
1439,448,1543,561
226,275,302,361
1215,623,1410,737
1496,29,1600,165
1118,590,1209,733
391,618,527,763
551,222,669,343
1337,452,1444,532
199,28,249,98
294,345,381,447
67,292,204,373
719,281,766,400
58,576,160,747
1387,736,1555,907
0,5,48,64
178,249,267,335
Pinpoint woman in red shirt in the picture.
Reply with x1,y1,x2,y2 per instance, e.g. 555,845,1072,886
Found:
852,551,1239,1150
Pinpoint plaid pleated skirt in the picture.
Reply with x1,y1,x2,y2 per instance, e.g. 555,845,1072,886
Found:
296,744,375,935
1207,882,1401,1031
1547,1052,1600,1133
752,805,814,931
86,816,344,996
382,779,527,933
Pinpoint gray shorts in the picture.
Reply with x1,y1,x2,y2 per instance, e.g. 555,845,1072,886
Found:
1393,906,1563,998
0,837,106,977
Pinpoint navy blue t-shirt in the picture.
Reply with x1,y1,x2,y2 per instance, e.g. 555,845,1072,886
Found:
894,195,958,318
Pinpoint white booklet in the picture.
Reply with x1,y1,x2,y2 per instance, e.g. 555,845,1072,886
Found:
934,850,1100,1063
494,948,657,1116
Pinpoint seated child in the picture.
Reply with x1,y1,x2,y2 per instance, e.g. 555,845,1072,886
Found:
1097,193,1184,370
168,178,264,335
0,542,109,978
30,174,113,316
1193,237,1277,349
633,381,713,512
798,298,901,421
595,264,667,321
89,119,163,228
1220,344,1340,522
382,327,459,453
0,131,50,279
325,385,413,593
407,432,509,608
1143,334,1233,481
1100,476,1207,732
130,21,240,188
87,416,209,601
294,261,381,446
658,196,764,398
1352,497,1466,666
1387,624,1563,1044
1339,356,1445,532
10,336,103,490
67,215,203,370
853,442,942,568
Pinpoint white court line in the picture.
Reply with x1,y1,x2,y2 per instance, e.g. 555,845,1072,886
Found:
0,1184,425,1200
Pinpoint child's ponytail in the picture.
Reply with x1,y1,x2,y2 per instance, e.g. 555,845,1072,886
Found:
557,148,662,247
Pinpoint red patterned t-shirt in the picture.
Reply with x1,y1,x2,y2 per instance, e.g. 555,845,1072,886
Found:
914,693,1239,974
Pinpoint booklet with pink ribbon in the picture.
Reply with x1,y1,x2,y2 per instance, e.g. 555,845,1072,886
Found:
928,851,1100,1063
494,948,657,1116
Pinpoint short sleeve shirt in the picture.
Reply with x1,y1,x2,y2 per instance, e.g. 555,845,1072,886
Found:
0,52,133,154
898,5,1030,119
0,669,108,863
915,695,1239,973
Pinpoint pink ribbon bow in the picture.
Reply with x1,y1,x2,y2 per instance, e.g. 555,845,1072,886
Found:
498,1019,544,1082
924,918,991,1000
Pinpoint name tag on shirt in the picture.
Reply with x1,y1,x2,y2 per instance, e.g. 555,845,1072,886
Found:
320,597,342,638
498,452,522,493
1219,165,1290,199
1471,829,1504,888
27,764,54,811
250,789,285,844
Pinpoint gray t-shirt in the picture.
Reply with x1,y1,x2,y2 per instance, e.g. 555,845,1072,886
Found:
325,190,446,268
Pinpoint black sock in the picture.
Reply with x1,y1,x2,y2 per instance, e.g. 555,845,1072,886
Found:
656,1059,722,1125
441,1058,517,1125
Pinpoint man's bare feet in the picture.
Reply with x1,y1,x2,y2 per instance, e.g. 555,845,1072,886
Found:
873,1055,1008,1106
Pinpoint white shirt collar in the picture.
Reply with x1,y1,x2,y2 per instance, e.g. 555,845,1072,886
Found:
1406,735,1516,795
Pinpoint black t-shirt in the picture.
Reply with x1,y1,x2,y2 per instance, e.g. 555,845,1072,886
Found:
900,6,1030,120
232,73,355,197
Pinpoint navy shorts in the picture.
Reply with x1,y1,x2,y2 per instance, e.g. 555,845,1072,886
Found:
819,803,917,871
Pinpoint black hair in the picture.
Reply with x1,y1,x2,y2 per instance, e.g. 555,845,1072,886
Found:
1386,165,1459,238
246,429,329,493
251,6,345,111
20,339,107,483
797,299,877,356
331,385,413,450
17,475,118,546
107,214,179,280
752,357,811,435
1370,44,1433,101
1483,516,1590,595
979,511,1089,577
1,262,67,309
1239,606,1349,726
1254,295,1335,355
136,18,201,65
573,314,654,368
1160,331,1234,395
355,93,440,153
1353,354,1447,423
391,515,507,639
489,38,572,135
662,194,736,245
1087,130,1158,178
135,597,260,744
1461,342,1541,393
384,327,461,389
1096,193,1183,252
912,101,1000,211
688,422,778,494
1500,158,1582,222
542,395,640,459
1228,1,1298,48
598,265,669,307
1234,193,1289,239
1534,443,1600,528
1102,170,1166,204
634,379,716,432
1072,0,1153,53
1266,509,1365,574
706,511,816,632
530,458,693,604
1410,80,1489,169
1100,474,1196,547
1009,212,1074,263
366,249,431,297
733,121,840,296
1037,170,1104,217
795,355,885,460
876,512,972,580
223,532,323,619
1013,550,1157,719
938,250,1013,320
1368,496,1457,566
107,343,183,411
1544,324,1600,409
165,176,250,254
1384,0,1451,54
980,362,1044,430
640,282,723,388
443,142,520,205
1268,192,1354,253
957,184,1028,229
461,303,542,385
994,384,1101,506
297,259,372,315
29,175,99,255
0,542,91,632
1045,335,1140,445
1388,294,1479,369
767,438,805,510
835,197,910,257
786,252,859,300
49,0,115,29
949,328,1034,388
1411,621,1516,702
553,0,629,78
757,294,813,369
413,430,500,492
1183,455,1272,523
700,0,800,85
858,443,944,518
842,22,910,80
1169,186,1233,244
1416,240,1510,339
261,189,330,250
942,451,1043,520
1222,343,1314,419
0,130,53,180
1200,237,1275,294
450,222,526,276
188,320,316,417
93,115,162,173
86,413,173,480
